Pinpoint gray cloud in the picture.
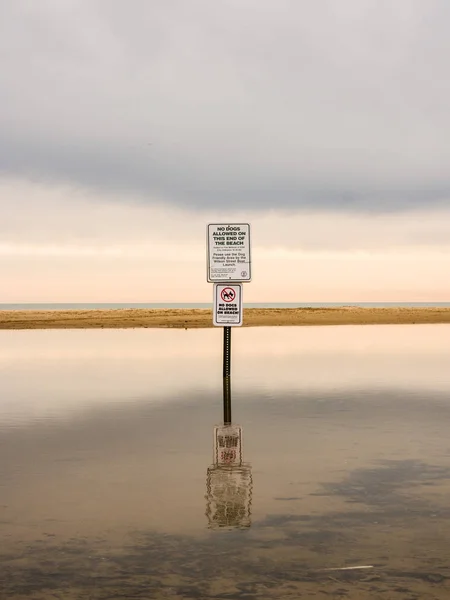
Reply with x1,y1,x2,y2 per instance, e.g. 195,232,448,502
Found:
1,0,450,212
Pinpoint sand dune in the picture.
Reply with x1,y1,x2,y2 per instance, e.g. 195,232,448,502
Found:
1,307,450,329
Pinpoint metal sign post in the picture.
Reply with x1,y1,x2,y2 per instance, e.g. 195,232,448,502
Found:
207,223,251,426
205,223,253,529
223,326,232,424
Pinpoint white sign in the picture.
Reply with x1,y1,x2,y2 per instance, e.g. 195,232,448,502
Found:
213,283,243,326
207,223,251,282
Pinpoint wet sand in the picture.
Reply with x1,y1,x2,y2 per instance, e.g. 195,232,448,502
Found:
0,306,450,329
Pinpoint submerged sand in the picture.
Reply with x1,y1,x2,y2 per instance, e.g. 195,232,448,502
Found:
1,307,450,329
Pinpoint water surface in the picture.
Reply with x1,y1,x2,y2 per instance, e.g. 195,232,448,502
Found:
1,325,450,598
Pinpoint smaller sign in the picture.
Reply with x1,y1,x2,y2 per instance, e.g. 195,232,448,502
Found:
213,283,243,326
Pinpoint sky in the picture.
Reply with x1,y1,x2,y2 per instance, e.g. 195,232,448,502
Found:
1,0,450,302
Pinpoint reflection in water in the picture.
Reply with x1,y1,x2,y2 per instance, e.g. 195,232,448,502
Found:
206,424,252,529
3,327,450,597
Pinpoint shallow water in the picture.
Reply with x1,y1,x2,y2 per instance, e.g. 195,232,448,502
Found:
1,325,450,598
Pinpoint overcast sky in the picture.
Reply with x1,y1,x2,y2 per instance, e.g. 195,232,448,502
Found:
1,0,449,302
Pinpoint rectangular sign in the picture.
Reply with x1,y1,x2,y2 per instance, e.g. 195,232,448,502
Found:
213,283,243,326
207,223,251,282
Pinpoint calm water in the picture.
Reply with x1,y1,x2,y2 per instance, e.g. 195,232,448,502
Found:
2,301,450,310
1,325,450,598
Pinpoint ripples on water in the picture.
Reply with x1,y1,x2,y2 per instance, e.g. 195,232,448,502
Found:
1,325,450,598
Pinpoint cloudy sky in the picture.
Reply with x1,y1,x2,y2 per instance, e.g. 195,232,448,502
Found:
1,0,450,302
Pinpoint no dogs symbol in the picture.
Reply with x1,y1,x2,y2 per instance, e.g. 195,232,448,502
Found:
221,288,236,302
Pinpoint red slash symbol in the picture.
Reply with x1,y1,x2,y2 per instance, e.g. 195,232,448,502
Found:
221,288,236,302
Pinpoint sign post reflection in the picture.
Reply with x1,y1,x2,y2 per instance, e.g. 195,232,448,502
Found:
205,425,252,529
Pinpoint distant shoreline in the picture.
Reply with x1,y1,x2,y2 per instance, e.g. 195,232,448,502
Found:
1,302,450,311
1,307,450,330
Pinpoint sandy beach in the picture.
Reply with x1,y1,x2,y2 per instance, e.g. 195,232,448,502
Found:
1,307,450,329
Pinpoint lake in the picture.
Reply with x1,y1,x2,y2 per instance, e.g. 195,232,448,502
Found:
1,325,450,598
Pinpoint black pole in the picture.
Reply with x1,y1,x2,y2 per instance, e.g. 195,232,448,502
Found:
223,326,231,378
223,326,232,424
